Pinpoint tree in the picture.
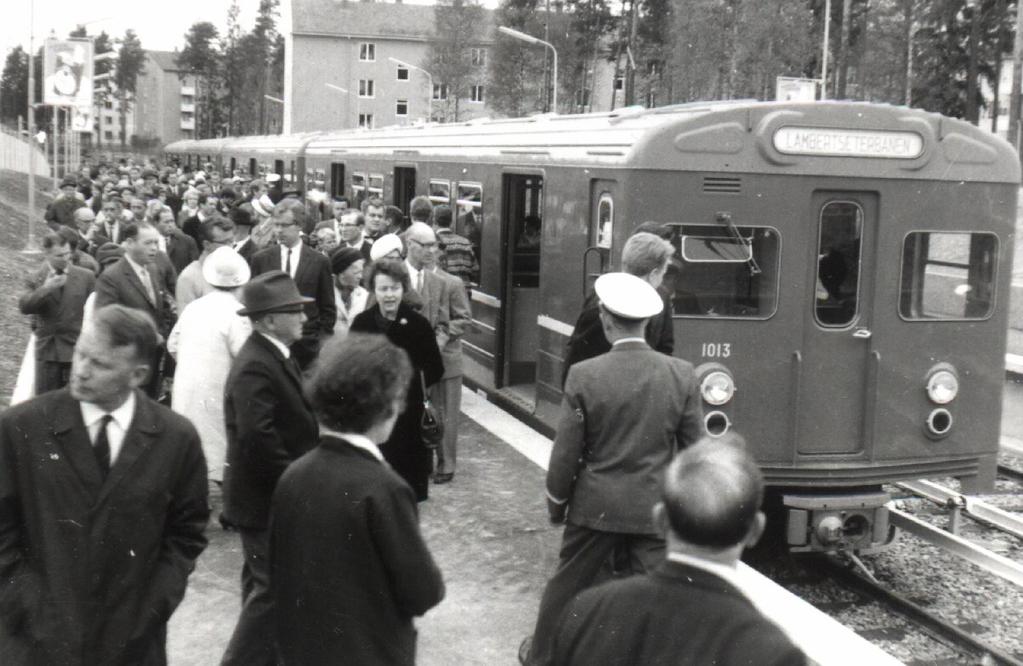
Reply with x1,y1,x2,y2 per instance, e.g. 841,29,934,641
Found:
488,0,548,117
221,0,245,135
115,29,146,147
427,0,487,122
177,22,223,138
0,46,29,127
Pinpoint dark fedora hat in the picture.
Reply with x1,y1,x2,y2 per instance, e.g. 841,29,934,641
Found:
237,270,313,316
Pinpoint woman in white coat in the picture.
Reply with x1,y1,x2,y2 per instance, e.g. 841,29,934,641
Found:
167,246,252,482
330,246,369,338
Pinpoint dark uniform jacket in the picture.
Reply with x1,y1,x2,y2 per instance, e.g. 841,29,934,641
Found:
547,340,703,534
553,560,805,666
0,389,210,666
562,290,674,385
18,265,95,363
222,332,318,530
271,436,445,665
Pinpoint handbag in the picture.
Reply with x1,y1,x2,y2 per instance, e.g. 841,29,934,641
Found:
419,372,444,450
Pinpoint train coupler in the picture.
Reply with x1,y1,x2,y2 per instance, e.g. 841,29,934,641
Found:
783,491,895,553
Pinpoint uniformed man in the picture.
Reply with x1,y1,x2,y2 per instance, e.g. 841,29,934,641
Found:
522,272,705,666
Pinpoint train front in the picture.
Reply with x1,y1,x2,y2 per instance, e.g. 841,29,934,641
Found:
636,102,1020,552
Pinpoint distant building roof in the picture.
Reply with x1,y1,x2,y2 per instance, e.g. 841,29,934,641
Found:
291,0,494,41
147,50,183,72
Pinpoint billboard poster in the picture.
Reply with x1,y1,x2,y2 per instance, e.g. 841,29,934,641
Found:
43,38,95,118
776,77,818,103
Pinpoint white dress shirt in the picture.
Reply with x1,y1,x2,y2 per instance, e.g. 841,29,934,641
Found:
280,242,302,278
405,260,424,293
258,331,291,358
80,391,137,466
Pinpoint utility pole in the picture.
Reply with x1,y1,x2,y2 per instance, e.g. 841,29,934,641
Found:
25,0,38,252
1009,0,1023,152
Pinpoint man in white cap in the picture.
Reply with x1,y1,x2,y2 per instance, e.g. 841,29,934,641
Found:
167,247,252,484
522,272,705,666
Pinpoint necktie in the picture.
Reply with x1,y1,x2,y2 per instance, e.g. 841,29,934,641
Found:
94,414,113,477
285,248,292,276
139,266,156,304
416,270,423,293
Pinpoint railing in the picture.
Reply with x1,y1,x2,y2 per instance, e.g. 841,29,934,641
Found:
0,125,52,176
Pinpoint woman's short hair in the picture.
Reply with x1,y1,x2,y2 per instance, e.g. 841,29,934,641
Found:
622,232,674,277
307,333,413,433
365,257,410,293
90,304,159,367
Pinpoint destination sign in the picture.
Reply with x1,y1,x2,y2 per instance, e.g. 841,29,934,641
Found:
773,127,923,159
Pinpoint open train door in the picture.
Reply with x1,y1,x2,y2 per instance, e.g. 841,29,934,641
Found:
796,191,879,456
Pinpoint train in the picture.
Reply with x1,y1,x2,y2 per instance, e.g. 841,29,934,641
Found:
165,101,1020,553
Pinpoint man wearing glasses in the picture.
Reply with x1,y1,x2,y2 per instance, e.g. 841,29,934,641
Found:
250,199,336,371
176,217,237,310
338,211,372,262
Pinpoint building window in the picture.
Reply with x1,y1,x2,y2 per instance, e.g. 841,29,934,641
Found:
614,77,624,91
104,100,112,109
359,43,375,61
471,48,487,67
105,116,113,125
104,131,113,140
359,79,375,98
433,83,448,101
358,113,374,129
470,85,484,103
397,66,409,81
396,99,408,116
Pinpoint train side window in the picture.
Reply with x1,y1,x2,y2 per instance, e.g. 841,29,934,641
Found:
595,193,613,249
429,179,451,205
899,232,997,320
368,174,384,199
815,202,863,327
669,225,780,319
456,182,483,284
352,172,367,208
249,158,257,176
510,176,544,288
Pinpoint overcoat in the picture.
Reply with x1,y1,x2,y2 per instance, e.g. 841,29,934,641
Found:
222,332,318,529
0,389,210,665
94,257,176,336
552,560,804,666
18,265,95,363
167,290,251,481
271,436,445,665
162,229,199,275
350,303,444,501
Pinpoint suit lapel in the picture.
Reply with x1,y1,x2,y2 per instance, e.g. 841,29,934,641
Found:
51,390,104,500
121,260,157,308
253,333,304,392
96,391,159,505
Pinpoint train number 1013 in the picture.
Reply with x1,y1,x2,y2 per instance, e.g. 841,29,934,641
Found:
701,342,732,358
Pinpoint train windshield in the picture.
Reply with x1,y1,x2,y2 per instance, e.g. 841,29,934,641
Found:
899,231,998,320
668,225,780,319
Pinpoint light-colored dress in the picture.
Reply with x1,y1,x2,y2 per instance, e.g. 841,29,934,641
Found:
167,289,251,481
334,285,369,338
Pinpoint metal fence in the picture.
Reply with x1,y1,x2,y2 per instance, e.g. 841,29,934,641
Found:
0,125,52,177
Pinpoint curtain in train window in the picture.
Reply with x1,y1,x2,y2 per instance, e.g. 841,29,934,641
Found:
669,225,780,319
899,232,997,320
815,202,863,327
456,182,483,285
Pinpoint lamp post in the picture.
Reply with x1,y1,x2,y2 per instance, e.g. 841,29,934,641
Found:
24,0,37,252
388,57,433,123
499,25,558,113
820,0,832,100
324,83,363,128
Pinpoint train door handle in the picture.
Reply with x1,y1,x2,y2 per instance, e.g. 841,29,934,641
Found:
852,327,872,339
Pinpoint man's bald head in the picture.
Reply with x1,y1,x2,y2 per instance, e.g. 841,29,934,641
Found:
661,433,764,548
405,222,438,270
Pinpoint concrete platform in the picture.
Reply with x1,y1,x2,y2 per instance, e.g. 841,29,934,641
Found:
168,388,898,665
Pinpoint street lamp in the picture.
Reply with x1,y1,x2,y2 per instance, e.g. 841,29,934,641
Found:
324,83,364,128
498,25,558,113
388,57,433,122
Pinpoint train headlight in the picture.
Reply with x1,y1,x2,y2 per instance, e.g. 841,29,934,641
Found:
926,368,959,405
700,371,735,406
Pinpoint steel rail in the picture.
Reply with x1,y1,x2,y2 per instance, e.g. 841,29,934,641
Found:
997,464,1023,484
896,479,1023,540
819,555,1023,666
888,506,1023,588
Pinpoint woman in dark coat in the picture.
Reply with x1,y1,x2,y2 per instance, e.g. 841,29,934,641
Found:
350,258,444,501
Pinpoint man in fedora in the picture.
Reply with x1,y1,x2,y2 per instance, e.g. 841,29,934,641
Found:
221,270,319,666
523,272,705,666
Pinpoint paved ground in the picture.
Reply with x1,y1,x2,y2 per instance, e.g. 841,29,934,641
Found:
166,401,561,665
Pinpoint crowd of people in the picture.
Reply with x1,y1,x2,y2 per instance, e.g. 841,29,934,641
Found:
0,156,804,665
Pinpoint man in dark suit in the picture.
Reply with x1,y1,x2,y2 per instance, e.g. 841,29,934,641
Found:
43,176,85,228
229,206,258,263
562,231,676,384
249,199,335,371
0,305,209,665
156,207,199,274
94,194,128,246
271,333,445,665
94,223,177,398
221,271,319,666
524,272,704,666
181,193,219,248
551,435,804,666
18,232,96,393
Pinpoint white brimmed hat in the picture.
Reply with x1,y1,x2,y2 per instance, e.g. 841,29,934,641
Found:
369,233,404,261
594,272,663,320
266,173,282,184
202,246,251,288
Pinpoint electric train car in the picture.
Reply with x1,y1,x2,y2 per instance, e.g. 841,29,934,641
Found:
165,101,1019,552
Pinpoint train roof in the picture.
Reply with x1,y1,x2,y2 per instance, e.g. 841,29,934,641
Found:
165,101,1021,183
